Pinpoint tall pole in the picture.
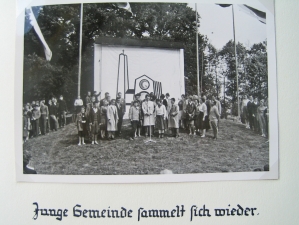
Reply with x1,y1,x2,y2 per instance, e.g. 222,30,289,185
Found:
196,3,200,96
78,3,83,98
232,5,240,119
201,50,204,93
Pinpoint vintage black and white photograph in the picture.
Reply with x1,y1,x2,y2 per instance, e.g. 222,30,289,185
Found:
17,0,278,182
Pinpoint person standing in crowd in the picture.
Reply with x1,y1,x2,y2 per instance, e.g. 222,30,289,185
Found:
186,95,196,135
201,96,209,137
161,94,167,108
92,91,101,102
116,92,126,135
89,102,101,144
247,95,255,130
155,99,166,138
76,106,87,145
115,97,125,136
58,95,67,128
74,96,83,113
178,95,185,129
47,100,52,132
135,93,143,134
168,98,179,138
23,105,31,142
85,91,92,106
209,99,220,140
205,96,211,131
49,99,58,131
100,92,110,107
100,100,108,139
107,99,119,140
39,100,49,135
129,100,141,140
73,95,83,122
241,95,250,128
253,97,259,132
212,96,221,116
142,94,155,137
52,97,60,127
198,97,207,136
194,99,201,134
257,99,267,137
31,104,41,137
35,101,41,135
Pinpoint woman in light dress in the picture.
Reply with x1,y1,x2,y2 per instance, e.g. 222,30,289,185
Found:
107,99,119,140
142,94,155,137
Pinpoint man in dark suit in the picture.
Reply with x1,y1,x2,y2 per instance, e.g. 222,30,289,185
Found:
247,95,255,130
116,97,125,135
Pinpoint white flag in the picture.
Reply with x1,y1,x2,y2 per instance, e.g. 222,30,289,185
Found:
26,7,52,61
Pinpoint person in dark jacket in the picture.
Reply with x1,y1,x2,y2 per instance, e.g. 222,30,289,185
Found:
247,95,255,130
115,97,125,135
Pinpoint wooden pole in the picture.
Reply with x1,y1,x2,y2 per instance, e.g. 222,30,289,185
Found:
232,5,240,119
78,3,83,97
196,3,200,96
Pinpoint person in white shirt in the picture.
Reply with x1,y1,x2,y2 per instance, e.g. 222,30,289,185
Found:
142,94,155,137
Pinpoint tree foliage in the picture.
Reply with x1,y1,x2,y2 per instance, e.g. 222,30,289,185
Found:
23,3,268,108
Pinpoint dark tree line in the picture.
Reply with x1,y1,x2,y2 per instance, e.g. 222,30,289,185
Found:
23,3,267,109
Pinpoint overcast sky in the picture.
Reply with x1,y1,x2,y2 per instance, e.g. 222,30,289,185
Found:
188,3,267,50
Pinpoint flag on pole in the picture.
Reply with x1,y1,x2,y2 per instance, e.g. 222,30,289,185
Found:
26,7,52,61
115,2,133,15
217,4,266,24
238,5,266,24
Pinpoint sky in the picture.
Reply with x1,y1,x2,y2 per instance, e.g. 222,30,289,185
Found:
188,3,267,50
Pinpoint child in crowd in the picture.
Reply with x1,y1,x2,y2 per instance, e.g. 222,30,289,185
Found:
155,99,166,138
107,99,118,140
89,102,101,144
129,100,141,140
76,106,87,145
100,100,108,139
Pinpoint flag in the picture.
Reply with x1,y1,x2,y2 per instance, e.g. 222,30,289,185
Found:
238,5,266,24
217,4,266,24
153,81,162,99
26,7,52,61
115,2,133,14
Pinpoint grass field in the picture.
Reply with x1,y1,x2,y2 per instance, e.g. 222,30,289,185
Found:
23,119,269,175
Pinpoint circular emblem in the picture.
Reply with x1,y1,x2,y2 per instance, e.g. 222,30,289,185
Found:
139,79,150,90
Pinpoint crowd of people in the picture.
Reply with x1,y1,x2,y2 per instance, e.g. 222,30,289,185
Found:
22,91,269,145
22,95,68,142
240,95,269,138
71,91,223,145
